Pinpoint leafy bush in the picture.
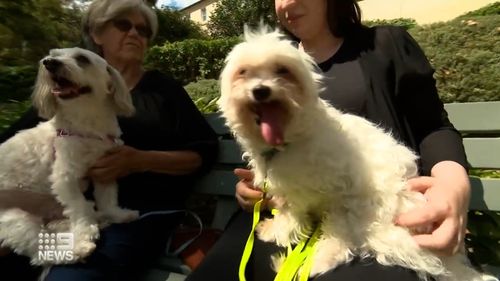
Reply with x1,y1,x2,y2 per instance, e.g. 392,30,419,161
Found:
145,37,240,85
184,79,220,113
467,210,500,267
0,99,31,134
207,0,277,38
152,7,208,45
410,15,500,102
363,18,417,30
459,2,500,18
0,65,37,102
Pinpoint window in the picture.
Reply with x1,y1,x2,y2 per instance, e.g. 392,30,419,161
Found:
201,7,207,22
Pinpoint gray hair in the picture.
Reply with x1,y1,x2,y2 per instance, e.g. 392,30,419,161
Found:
82,0,158,55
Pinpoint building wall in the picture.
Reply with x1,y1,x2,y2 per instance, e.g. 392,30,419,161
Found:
359,0,498,24
181,0,497,28
182,0,218,28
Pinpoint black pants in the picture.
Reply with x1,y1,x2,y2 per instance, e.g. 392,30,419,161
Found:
186,211,423,281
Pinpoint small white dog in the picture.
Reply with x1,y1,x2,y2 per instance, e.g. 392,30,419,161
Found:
219,27,497,281
0,47,139,264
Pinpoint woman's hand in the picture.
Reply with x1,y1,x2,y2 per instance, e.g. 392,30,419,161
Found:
396,161,470,255
0,190,65,257
0,190,64,222
88,145,144,184
234,168,271,212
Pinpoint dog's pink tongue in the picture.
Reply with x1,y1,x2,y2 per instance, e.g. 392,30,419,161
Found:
51,85,78,97
259,103,285,146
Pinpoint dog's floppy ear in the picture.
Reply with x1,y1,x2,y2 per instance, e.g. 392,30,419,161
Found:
32,64,57,119
107,65,135,117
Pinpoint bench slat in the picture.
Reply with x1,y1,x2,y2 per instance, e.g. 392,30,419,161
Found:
444,102,500,134
463,138,500,169
212,198,239,229
218,139,244,164
469,177,500,211
205,113,230,135
194,170,238,196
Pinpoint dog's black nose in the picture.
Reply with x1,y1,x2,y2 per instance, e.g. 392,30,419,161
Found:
43,58,62,73
252,85,271,101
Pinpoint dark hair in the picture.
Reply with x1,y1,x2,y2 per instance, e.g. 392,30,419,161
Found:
279,0,362,41
327,0,362,37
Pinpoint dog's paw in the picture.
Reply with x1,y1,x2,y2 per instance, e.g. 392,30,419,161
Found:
310,253,339,277
89,223,100,241
72,240,96,260
97,208,139,224
46,219,71,233
256,218,277,243
309,242,346,277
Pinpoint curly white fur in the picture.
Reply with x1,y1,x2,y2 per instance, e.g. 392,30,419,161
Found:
218,26,497,281
0,48,138,265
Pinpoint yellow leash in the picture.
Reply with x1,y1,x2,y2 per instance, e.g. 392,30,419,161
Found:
274,226,321,281
239,198,264,281
238,183,321,281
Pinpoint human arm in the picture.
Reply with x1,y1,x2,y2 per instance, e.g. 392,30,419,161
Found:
0,189,64,256
89,145,203,183
0,108,59,220
0,190,64,222
89,72,218,184
386,27,470,254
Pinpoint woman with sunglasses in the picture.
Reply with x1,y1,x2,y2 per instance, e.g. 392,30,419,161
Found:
0,0,218,280
186,0,470,281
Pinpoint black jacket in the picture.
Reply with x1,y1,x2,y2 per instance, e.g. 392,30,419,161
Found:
321,25,467,176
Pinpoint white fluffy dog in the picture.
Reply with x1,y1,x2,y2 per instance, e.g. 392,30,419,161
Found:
0,47,139,264
218,27,496,281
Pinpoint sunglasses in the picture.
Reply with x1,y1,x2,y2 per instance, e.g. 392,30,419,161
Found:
111,19,152,39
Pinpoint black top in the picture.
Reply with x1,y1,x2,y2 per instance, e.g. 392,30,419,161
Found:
0,70,218,212
317,26,467,176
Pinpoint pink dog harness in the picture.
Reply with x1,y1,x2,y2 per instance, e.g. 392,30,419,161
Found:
56,128,120,144
52,128,121,160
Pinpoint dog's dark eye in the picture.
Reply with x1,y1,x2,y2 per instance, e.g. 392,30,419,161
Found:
276,65,289,75
238,68,247,76
75,55,90,66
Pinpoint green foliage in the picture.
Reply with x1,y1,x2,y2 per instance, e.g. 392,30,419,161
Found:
410,15,500,102
0,100,31,134
184,79,220,113
0,0,83,67
466,210,500,267
459,2,500,18
469,169,500,178
145,37,241,85
0,0,208,102
363,18,417,30
152,7,208,45
207,0,277,38
0,66,37,102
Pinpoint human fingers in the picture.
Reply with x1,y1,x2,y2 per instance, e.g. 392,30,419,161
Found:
406,176,435,193
395,204,447,227
42,199,65,222
88,167,116,184
236,180,264,212
104,145,122,155
234,168,254,182
92,154,116,168
411,218,460,255
0,247,11,257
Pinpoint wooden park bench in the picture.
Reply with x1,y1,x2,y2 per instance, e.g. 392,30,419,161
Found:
444,101,500,277
144,101,500,281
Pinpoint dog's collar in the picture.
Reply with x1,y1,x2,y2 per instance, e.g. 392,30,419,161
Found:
56,128,120,144
260,143,288,161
